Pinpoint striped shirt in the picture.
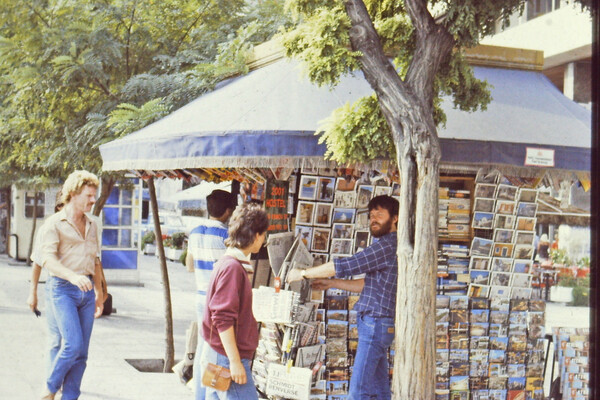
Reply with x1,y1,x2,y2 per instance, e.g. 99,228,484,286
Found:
188,219,228,296
334,231,398,318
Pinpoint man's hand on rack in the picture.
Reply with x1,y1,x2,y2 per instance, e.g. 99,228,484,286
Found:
311,279,334,291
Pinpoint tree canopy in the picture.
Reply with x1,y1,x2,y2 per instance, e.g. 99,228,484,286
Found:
0,0,289,188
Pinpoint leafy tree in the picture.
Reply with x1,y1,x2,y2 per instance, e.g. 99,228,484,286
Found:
0,0,290,372
280,0,586,397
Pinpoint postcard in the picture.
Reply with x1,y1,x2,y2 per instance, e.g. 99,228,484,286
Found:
495,200,516,215
475,183,497,198
296,201,316,225
489,349,506,364
490,272,512,286
333,190,357,208
470,237,494,257
332,207,356,224
490,297,510,311
518,188,538,203
514,231,534,246
512,260,532,274
295,225,313,248
470,270,490,285
506,351,527,364
313,203,334,226
472,212,495,229
494,229,514,244
515,217,536,231
496,184,518,201
489,323,508,337
470,336,490,350
490,336,509,351
373,186,392,197
356,185,374,208
450,295,469,310
311,252,329,267
516,202,537,217
507,364,526,378
510,273,532,288
353,230,369,253
437,295,450,309
473,198,496,212
470,297,489,309
468,284,490,298
510,287,532,300
513,244,533,260
299,175,318,200
470,256,491,270
493,243,514,258
510,299,529,311
330,239,353,256
354,209,369,230
528,299,546,312
335,175,357,191
311,228,331,253
490,257,513,272
470,323,489,336
470,309,490,323
490,311,509,325
332,223,354,239
490,286,510,299
316,177,336,202
494,214,516,230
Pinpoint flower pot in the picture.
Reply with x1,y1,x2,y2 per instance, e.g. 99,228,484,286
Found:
165,247,183,261
549,286,573,303
143,243,156,255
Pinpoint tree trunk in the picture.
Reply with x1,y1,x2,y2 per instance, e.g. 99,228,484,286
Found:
27,191,39,266
92,175,116,216
147,177,175,372
343,1,451,397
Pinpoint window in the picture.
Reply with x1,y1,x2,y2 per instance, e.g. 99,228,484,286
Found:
527,0,560,20
25,192,45,219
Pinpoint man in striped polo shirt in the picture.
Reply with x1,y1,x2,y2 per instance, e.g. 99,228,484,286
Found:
186,189,237,399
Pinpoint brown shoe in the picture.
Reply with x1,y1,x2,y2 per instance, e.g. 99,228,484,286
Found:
40,386,55,400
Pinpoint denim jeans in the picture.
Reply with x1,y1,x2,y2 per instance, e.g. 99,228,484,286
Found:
194,295,206,399
201,344,258,400
44,282,62,377
46,276,96,400
349,314,395,400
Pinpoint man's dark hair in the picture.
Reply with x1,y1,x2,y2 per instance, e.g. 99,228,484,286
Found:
206,190,237,218
368,195,399,217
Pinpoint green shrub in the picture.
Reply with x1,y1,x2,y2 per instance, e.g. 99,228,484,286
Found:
171,232,187,249
179,249,187,266
571,285,589,307
141,231,156,251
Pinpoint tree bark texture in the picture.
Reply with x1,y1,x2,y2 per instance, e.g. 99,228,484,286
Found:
147,177,175,372
344,0,452,398
92,175,116,217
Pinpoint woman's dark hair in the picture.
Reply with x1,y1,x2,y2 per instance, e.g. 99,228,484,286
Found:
207,190,237,218
368,195,399,217
225,203,269,249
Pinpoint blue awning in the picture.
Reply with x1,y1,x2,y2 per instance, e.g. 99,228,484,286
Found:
100,58,590,172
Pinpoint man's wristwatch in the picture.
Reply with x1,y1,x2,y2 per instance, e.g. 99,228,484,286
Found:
301,270,308,280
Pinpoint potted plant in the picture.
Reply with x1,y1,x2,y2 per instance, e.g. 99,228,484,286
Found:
164,232,186,261
550,271,576,303
142,231,156,255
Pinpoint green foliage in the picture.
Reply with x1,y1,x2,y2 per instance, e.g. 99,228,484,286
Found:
319,95,395,163
551,249,571,265
0,0,286,186
171,232,187,250
179,248,188,266
281,0,533,162
571,284,589,307
142,231,156,245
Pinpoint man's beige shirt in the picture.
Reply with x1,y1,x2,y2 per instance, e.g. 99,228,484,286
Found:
40,208,99,276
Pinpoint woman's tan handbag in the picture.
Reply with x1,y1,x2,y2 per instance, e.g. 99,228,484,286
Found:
202,362,232,391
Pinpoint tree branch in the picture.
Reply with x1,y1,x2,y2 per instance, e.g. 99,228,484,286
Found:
404,0,454,108
344,0,414,144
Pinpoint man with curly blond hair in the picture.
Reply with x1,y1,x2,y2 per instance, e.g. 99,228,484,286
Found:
39,170,104,400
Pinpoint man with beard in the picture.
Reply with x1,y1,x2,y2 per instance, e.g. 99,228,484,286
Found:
287,195,398,400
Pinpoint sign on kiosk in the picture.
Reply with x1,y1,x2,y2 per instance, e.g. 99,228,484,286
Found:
266,363,312,400
265,180,289,233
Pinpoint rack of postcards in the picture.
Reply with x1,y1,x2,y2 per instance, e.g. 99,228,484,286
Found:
435,171,550,400
552,327,589,400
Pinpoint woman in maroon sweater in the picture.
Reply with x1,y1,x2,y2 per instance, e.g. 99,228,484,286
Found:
201,202,268,400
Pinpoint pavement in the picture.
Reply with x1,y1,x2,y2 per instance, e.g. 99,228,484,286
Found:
0,253,591,399
0,253,197,400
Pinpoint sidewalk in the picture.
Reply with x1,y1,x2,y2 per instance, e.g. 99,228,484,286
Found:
0,253,197,400
0,253,590,399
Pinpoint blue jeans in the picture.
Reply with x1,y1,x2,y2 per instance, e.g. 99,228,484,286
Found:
46,276,96,400
202,345,258,400
349,314,395,400
45,282,62,377
194,295,206,399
